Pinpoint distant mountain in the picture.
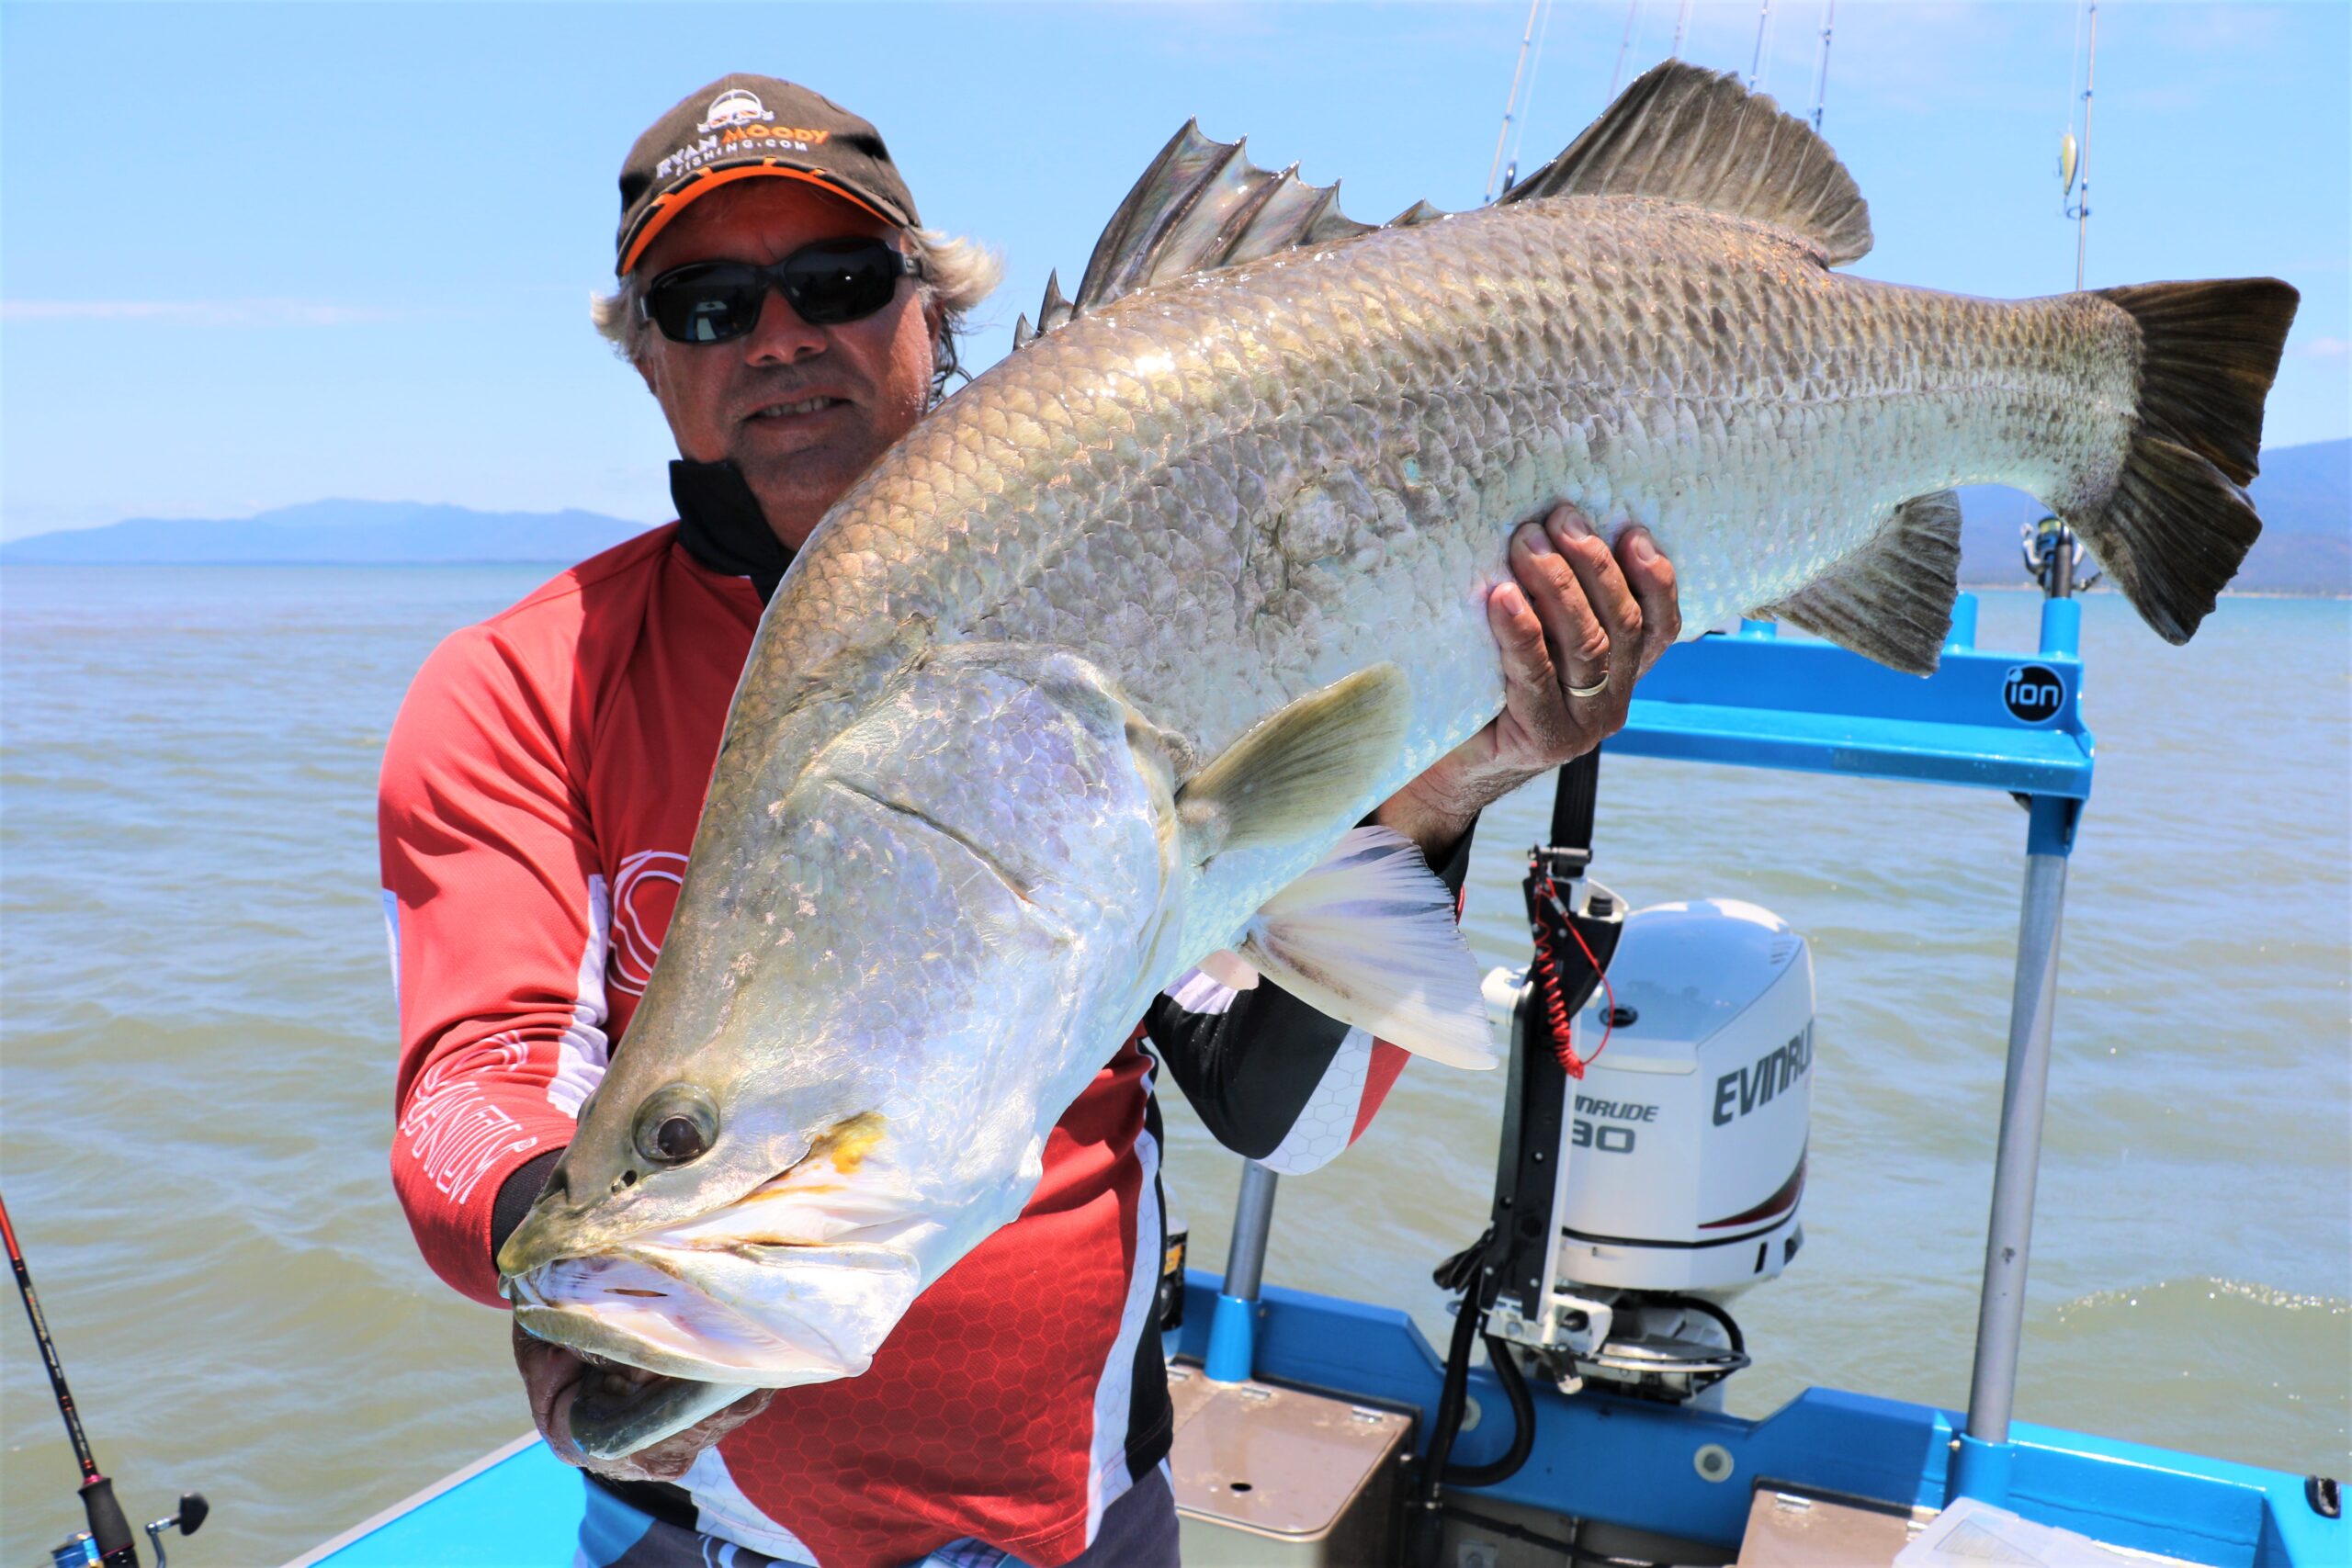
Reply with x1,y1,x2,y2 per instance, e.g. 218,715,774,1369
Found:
0,500,652,565
7,439,2345,588
1959,437,2348,594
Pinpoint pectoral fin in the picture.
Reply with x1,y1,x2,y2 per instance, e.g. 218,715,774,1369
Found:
1233,826,1497,1070
1175,664,1412,864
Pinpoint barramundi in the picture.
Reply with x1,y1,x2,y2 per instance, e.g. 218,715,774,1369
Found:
496,63,2297,1456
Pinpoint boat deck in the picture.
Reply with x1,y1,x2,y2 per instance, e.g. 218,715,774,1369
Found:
297,1274,2344,1568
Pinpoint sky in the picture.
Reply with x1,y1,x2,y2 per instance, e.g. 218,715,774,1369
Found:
1,1,2345,540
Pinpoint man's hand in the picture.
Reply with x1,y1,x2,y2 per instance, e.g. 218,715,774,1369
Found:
514,1318,774,1483
1376,503,1681,861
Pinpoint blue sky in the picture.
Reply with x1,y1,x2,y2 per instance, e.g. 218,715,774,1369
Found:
2,1,2344,539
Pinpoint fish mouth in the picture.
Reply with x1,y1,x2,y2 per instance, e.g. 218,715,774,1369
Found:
510,1242,893,1383
562,1351,755,1462
511,1237,924,1460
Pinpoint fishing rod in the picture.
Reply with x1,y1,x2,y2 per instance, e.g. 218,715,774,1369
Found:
1483,0,1542,203
1809,0,1835,131
1,1189,209,1568
1747,0,1773,91
2033,1,2103,598
1605,0,1639,99
2074,2,2098,290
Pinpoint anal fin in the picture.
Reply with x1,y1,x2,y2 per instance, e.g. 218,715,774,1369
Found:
1233,827,1496,1070
1756,491,1962,674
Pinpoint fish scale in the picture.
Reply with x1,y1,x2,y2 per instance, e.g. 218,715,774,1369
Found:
497,63,2294,1458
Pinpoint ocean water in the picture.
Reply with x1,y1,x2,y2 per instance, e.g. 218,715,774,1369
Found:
1,567,2345,1565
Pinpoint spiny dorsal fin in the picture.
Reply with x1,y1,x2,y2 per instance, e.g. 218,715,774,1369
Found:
1754,491,1962,673
1018,122,1454,350
1503,60,1871,265
1037,270,1073,334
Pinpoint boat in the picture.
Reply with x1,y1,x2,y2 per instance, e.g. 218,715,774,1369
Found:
291,578,2347,1568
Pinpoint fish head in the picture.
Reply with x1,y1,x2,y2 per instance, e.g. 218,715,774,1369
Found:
494,951,913,1393
496,649,1185,1450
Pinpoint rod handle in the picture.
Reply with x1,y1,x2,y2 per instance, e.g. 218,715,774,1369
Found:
80,1475,140,1567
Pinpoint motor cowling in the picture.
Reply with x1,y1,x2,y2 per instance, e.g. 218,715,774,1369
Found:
1555,897,1814,1292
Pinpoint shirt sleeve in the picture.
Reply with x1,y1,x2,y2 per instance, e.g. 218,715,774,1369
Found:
379,625,605,1308
1144,823,1477,1175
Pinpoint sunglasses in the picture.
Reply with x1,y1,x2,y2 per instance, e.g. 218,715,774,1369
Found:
640,238,923,344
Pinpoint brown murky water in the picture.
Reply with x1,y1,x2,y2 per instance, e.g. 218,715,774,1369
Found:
3,568,2344,1564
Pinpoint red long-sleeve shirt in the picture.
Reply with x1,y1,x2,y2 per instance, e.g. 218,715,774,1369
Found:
379,524,1430,1567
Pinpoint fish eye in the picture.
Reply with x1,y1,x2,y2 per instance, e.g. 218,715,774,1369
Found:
632,1084,719,1167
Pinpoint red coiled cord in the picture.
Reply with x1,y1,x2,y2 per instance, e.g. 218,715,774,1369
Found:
1529,870,1614,1080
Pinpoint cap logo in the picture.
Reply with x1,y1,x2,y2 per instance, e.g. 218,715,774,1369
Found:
697,88,775,134
654,120,836,184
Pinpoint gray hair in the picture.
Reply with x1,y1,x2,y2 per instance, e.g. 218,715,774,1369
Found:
591,227,1003,403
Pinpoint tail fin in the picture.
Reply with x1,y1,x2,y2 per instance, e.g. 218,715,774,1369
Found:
2069,278,2299,643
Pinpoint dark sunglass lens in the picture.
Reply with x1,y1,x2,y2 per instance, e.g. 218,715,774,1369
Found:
648,268,763,344
782,243,901,326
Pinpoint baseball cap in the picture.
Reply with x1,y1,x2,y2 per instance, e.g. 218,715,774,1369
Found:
615,75,922,276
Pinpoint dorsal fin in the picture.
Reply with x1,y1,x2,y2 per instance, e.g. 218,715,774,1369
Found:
1037,270,1073,334
1502,60,1871,265
1385,199,1447,229
1016,123,1453,350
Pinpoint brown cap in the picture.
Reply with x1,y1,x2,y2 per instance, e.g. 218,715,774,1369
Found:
615,75,921,276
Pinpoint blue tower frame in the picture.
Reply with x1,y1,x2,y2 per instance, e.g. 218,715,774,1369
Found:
1193,597,2344,1563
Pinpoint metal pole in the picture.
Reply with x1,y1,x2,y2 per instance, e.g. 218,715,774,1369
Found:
1204,1162,1280,1382
1955,804,2072,1502
1222,1161,1279,1302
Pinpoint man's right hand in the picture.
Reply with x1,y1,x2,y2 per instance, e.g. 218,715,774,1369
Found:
514,1318,775,1483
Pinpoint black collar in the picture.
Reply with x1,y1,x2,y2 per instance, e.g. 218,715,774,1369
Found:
670,459,794,604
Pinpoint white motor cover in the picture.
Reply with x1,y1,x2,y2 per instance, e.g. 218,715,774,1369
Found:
1551,897,1814,1292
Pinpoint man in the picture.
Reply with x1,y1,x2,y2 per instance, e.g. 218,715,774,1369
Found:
380,74,1681,1568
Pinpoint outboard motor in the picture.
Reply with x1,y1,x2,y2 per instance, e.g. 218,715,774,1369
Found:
1482,893,1815,1404
1407,753,1815,1564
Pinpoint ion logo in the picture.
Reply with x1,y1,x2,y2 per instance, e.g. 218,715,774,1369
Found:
2003,663,2066,724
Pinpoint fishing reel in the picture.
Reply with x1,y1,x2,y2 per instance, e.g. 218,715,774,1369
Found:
42,1477,208,1568
2021,514,2102,597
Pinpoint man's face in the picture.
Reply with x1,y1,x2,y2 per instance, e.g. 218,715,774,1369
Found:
634,179,938,549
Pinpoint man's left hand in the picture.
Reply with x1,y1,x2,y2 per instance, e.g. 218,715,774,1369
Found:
1375,503,1681,860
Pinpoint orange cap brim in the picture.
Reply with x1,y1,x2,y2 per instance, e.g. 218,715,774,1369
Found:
619,164,897,276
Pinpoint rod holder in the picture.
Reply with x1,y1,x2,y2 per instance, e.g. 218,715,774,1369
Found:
2039,596,2082,659
1946,592,1979,651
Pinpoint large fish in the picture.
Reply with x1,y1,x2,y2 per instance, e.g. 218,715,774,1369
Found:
497,63,2296,1455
